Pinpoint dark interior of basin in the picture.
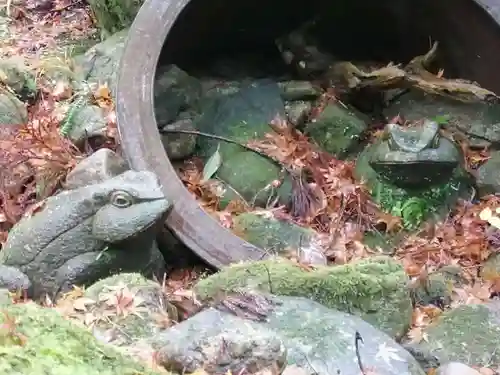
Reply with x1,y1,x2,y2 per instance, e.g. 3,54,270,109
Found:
156,0,500,93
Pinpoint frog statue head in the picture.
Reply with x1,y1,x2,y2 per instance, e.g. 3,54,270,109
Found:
368,120,462,188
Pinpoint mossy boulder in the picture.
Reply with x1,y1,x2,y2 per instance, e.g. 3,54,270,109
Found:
87,0,143,37
195,79,293,206
194,256,413,338
405,301,500,367
410,266,467,306
0,300,163,374
304,102,367,157
232,212,315,254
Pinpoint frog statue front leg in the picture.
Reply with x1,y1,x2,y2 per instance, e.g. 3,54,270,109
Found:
0,149,172,300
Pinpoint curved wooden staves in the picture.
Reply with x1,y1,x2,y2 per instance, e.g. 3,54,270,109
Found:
116,0,500,269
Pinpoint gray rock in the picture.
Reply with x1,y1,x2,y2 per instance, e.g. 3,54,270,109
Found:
157,330,286,374
232,212,316,254
277,81,321,101
151,295,425,375
66,105,109,142
73,29,129,92
195,79,293,206
404,301,500,367
304,102,367,157
161,119,197,161
437,362,482,375
154,65,202,127
0,86,27,126
194,256,413,338
65,148,129,189
385,90,500,149
476,150,500,196
0,169,170,299
285,101,311,126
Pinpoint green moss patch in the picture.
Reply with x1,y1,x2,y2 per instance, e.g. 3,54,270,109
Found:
195,256,412,338
0,302,161,375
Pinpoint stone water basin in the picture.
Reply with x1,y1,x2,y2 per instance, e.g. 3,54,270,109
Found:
117,0,500,268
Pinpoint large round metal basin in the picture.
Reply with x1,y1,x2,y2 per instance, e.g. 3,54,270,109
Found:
116,0,500,268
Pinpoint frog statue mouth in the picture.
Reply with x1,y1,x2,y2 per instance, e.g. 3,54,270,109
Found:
368,121,462,189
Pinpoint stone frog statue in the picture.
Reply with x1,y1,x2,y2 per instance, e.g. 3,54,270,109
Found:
367,120,462,188
0,149,172,300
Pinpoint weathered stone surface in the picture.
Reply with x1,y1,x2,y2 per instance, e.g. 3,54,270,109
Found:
277,80,321,101
66,104,109,142
304,102,367,157
476,150,500,196
385,90,500,149
157,329,287,374
154,65,202,127
404,301,500,367
0,162,170,299
195,79,293,206
161,119,197,160
354,130,471,230
195,256,413,338
232,212,324,260
64,148,129,189
151,295,424,375
368,121,461,188
0,301,162,375
73,29,129,92
285,100,311,126
0,264,31,293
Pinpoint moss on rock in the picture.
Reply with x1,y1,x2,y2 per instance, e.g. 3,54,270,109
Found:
0,301,163,374
195,256,412,338
232,213,315,253
87,0,143,37
407,302,500,367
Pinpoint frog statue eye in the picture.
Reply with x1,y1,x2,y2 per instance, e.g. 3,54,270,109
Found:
109,191,134,208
